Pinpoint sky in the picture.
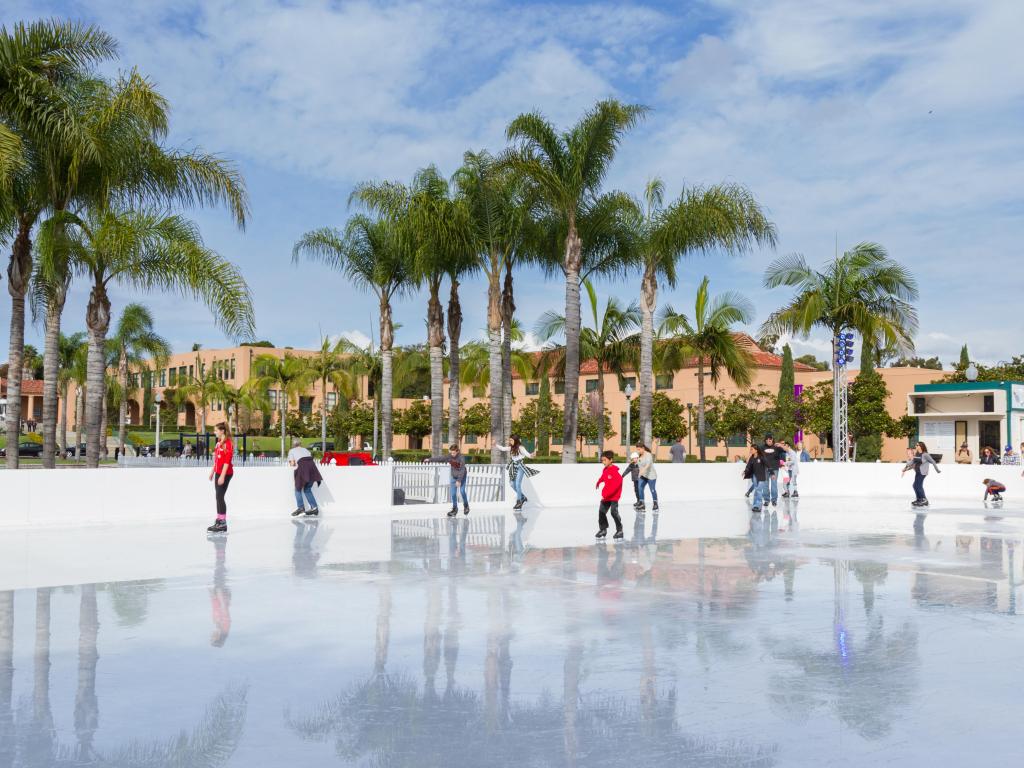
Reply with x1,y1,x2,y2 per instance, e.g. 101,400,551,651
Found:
3,0,1023,365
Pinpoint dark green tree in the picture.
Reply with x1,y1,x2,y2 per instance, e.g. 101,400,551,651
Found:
628,393,685,444
394,400,432,440
333,402,374,446
459,402,491,441
850,341,889,461
774,344,797,440
537,374,552,455
795,354,828,371
957,344,970,370
513,397,563,452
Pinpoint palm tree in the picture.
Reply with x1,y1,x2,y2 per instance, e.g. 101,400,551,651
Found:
177,353,224,437
537,279,640,454
294,214,410,460
56,330,85,453
108,303,169,455
453,151,537,464
307,336,348,453
61,207,253,467
250,353,313,458
660,276,755,461
631,178,776,446
0,20,118,468
760,243,918,459
503,99,646,462
68,337,88,460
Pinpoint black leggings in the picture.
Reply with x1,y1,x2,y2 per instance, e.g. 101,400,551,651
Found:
598,500,622,533
215,474,232,518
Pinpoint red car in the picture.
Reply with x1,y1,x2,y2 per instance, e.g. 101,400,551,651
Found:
320,451,376,466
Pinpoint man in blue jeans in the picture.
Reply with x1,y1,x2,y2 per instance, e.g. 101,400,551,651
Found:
426,445,470,517
761,434,783,509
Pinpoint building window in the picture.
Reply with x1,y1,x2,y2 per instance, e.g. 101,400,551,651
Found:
168,368,176,386
585,379,599,393
159,369,166,387
525,382,539,396
551,432,562,445
619,377,636,392
554,379,565,395
326,392,337,410
230,358,236,379
727,432,747,448
703,434,719,447
299,396,313,416
178,366,187,382
655,373,673,390
465,434,478,444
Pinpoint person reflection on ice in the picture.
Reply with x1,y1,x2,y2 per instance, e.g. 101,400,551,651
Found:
209,536,231,647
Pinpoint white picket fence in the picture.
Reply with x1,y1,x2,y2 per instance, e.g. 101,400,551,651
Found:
118,455,284,468
390,461,506,505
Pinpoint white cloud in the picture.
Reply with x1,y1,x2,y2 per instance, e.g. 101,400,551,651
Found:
336,329,372,349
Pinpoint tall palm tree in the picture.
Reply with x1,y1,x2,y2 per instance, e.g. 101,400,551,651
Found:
760,243,918,459
56,330,85,452
503,99,647,462
250,353,314,458
307,335,348,453
294,214,410,460
660,276,755,461
537,279,640,454
177,353,224,437
453,151,537,463
61,207,253,467
68,337,88,460
0,21,118,468
108,303,169,455
631,178,776,446
353,166,469,458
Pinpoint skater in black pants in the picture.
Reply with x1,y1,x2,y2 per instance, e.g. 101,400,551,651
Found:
595,450,624,539
207,422,234,533
622,451,642,509
761,434,782,508
901,441,940,507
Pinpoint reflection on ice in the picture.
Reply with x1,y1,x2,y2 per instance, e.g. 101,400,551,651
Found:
0,500,1022,765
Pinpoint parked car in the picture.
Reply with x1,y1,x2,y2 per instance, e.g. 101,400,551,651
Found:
321,451,376,466
0,441,45,458
64,443,87,458
139,439,181,457
309,441,335,453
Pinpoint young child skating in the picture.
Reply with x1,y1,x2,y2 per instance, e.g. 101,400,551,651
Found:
982,478,1006,502
621,451,642,509
595,450,624,540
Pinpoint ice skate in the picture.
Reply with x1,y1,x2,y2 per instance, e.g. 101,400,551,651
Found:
207,520,227,533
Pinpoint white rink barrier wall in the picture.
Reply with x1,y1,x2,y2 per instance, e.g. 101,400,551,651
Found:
0,460,1021,528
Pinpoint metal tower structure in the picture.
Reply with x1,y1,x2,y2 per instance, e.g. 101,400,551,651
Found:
832,332,854,462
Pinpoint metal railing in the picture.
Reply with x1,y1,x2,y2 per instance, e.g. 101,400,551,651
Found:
118,455,284,468
391,461,506,505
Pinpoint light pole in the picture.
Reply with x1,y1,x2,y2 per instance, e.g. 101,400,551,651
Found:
154,392,164,458
624,383,634,454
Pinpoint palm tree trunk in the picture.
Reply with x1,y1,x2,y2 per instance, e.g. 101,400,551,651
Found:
279,397,286,458
0,591,13,764
427,279,445,459
74,386,84,461
596,360,605,455
501,262,514,444
488,258,503,464
639,264,656,447
447,277,462,449
74,584,99,761
60,383,69,453
118,351,128,458
380,298,394,460
321,376,328,455
41,300,64,469
561,221,583,463
100,388,109,462
84,284,111,469
697,361,707,462
5,216,33,469
34,588,52,732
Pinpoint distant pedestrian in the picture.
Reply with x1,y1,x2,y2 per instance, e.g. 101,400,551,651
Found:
955,443,972,464
207,422,234,533
901,441,940,507
595,450,624,539
669,437,687,463
982,478,1006,502
498,435,538,511
288,438,323,517
622,451,642,509
637,444,659,512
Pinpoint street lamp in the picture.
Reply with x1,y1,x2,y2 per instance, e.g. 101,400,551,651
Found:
624,383,634,453
154,392,164,457
966,364,979,382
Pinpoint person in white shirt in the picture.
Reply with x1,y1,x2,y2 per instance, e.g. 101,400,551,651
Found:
287,438,322,517
780,440,801,498
497,434,536,510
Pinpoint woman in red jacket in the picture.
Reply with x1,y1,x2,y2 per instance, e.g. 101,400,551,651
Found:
207,422,234,533
595,450,624,539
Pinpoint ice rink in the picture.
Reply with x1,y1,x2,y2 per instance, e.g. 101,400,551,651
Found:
1,496,1022,766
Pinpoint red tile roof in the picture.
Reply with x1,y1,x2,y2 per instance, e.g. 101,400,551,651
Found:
0,378,44,395
512,333,814,378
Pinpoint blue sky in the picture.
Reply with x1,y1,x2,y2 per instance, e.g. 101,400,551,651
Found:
4,0,1023,364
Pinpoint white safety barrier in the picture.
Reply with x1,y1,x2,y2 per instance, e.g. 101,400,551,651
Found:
0,460,1020,529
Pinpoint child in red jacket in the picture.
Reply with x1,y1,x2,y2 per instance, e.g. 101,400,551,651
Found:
595,450,624,539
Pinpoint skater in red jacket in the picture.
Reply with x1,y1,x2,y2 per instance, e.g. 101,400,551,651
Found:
595,450,624,540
